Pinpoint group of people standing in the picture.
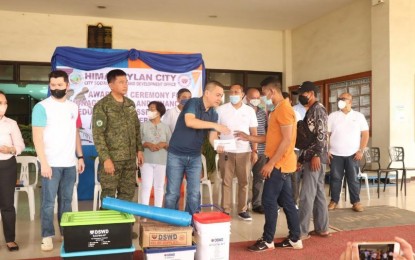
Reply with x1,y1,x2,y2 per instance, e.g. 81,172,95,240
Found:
0,68,369,254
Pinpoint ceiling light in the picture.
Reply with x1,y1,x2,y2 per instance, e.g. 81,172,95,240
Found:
97,6,106,9
208,15,218,18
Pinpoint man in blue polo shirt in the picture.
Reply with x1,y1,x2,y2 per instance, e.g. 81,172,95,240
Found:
164,81,230,215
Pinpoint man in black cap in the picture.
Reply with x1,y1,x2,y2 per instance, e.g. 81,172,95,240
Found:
296,81,330,239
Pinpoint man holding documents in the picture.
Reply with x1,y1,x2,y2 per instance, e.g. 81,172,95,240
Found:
164,81,230,216
217,84,258,220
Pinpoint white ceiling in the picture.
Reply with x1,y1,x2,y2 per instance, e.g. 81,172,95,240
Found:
0,0,356,30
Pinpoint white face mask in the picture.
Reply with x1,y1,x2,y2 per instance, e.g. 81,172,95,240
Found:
338,100,346,110
147,111,158,120
249,99,261,107
229,95,241,105
0,104,7,116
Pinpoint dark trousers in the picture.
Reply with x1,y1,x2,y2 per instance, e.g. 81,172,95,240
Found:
0,157,17,242
329,155,360,204
262,167,300,243
251,154,266,208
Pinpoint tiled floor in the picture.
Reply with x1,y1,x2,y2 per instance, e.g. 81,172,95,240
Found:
1,177,414,259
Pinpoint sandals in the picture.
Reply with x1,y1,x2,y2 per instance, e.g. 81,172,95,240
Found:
6,242,19,251
308,230,331,237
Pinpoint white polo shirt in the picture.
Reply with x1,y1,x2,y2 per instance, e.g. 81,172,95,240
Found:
217,102,258,153
328,110,369,156
162,106,181,133
32,97,80,167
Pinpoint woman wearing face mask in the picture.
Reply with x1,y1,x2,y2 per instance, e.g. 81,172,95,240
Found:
140,101,171,207
0,90,25,251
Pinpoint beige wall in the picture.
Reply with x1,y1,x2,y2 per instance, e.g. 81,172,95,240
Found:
291,0,371,84
388,0,415,166
0,10,283,72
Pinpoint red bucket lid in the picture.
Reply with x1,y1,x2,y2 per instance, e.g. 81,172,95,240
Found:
193,212,231,224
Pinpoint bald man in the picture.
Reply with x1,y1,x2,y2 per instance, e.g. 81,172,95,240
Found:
327,92,369,212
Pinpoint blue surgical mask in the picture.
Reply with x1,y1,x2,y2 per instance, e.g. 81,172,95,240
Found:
180,99,189,106
229,95,241,105
261,95,273,106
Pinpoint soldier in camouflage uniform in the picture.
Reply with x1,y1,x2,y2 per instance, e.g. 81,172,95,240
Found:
92,69,144,202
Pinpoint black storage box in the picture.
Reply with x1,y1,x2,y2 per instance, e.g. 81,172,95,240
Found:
60,210,135,252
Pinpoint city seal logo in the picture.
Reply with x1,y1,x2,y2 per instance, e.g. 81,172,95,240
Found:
96,120,103,127
178,75,191,88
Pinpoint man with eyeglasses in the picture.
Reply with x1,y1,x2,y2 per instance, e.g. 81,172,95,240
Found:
327,93,369,212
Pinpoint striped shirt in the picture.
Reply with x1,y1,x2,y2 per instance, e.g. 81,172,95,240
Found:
255,108,268,155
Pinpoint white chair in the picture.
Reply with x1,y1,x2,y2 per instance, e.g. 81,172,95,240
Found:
200,154,213,205
340,168,370,201
92,157,102,211
14,156,39,221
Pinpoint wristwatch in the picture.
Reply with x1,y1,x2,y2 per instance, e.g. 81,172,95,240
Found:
77,155,84,160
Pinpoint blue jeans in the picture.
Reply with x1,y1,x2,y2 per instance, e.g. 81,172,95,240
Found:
41,166,76,238
262,167,300,243
329,155,360,204
164,153,202,215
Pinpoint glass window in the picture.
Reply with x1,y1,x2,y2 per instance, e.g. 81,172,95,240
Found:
208,72,243,88
0,64,15,81
19,65,50,82
246,73,281,89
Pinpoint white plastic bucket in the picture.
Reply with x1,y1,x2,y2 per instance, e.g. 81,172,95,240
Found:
193,211,231,260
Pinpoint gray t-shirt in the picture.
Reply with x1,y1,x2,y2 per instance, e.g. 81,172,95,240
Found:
140,121,171,165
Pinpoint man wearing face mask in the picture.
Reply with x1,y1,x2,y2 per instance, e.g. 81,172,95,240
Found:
162,88,192,133
216,84,258,220
32,70,85,251
327,93,369,212
296,81,331,239
245,87,268,214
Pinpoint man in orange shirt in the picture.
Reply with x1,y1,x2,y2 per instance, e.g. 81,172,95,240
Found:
235,76,303,252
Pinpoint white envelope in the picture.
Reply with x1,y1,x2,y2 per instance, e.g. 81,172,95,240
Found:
214,139,237,151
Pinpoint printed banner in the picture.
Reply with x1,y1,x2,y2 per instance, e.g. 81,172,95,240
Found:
58,66,203,145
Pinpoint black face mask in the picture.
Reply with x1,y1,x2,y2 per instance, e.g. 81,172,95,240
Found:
50,89,67,99
298,95,309,106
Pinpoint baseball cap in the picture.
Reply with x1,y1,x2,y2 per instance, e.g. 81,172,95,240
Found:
296,81,318,94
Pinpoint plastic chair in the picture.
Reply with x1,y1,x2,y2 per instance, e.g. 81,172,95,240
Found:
14,156,39,221
92,157,102,211
387,147,415,196
362,147,398,198
329,171,369,201
200,154,213,205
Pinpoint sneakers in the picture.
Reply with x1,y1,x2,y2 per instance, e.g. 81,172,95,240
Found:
238,211,252,221
328,201,337,210
352,202,364,212
41,237,53,251
275,238,303,249
248,238,275,252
